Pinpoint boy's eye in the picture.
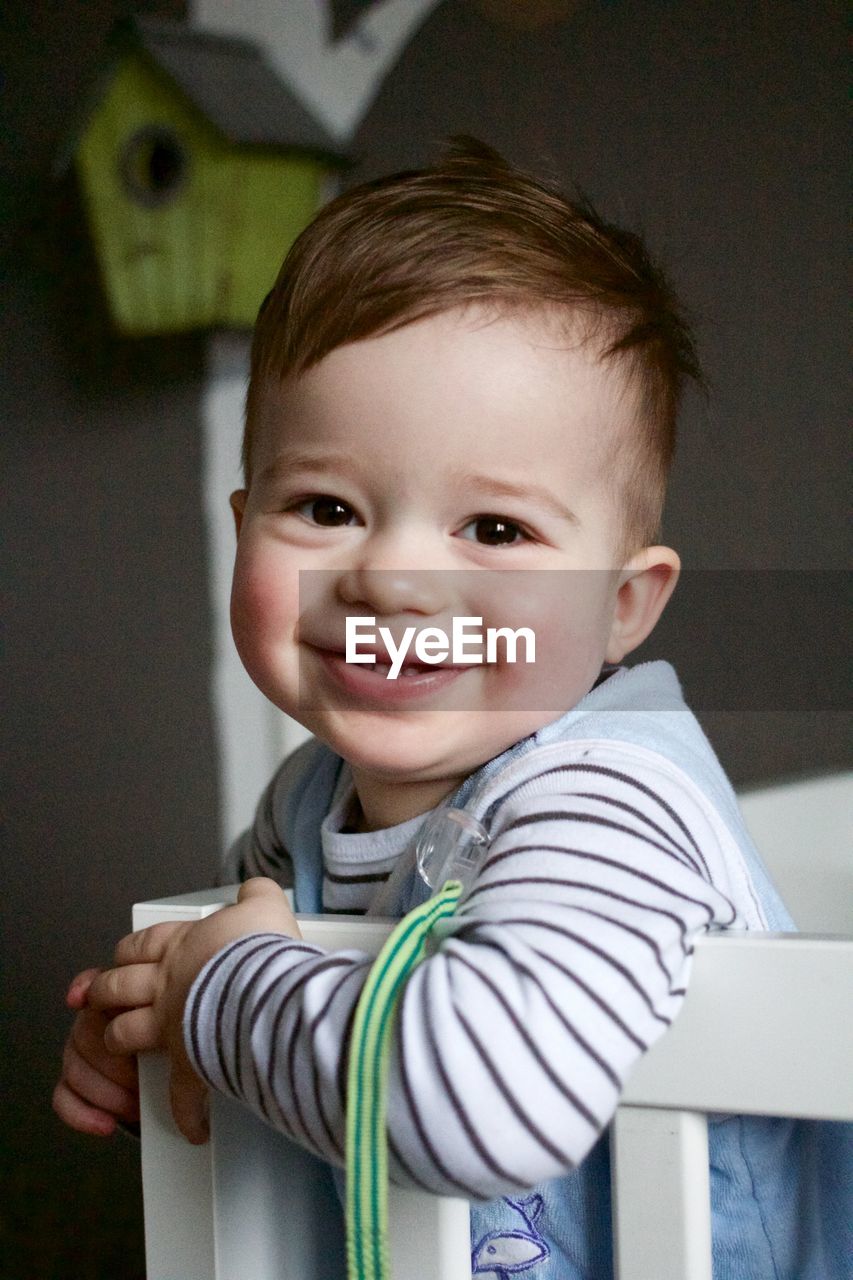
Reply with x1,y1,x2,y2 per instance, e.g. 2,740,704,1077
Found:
460,516,529,547
295,495,358,527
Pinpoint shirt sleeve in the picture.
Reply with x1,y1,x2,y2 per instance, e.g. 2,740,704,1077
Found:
217,746,318,888
185,744,740,1200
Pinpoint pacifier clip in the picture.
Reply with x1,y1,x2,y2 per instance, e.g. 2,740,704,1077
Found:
345,878,463,1280
345,800,489,1280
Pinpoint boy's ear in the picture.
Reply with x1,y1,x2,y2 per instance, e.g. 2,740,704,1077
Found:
605,546,680,663
230,489,248,537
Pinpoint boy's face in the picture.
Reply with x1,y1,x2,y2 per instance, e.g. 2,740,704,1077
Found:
231,307,665,826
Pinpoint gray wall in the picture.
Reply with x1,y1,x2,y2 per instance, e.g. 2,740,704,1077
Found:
2,1,848,1276
2,3,218,1277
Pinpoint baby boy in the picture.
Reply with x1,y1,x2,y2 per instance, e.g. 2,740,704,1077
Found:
55,139,806,1278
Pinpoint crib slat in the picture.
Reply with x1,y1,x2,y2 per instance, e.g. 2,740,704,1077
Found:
611,1108,712,1280
138,1053,217,1280
133,892,471,1280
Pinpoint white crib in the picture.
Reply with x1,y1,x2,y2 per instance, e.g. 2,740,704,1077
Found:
134,895,471,1280
134,881,852,1280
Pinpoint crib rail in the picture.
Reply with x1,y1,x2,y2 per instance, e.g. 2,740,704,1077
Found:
133,890,853,1280
614,929,852,1280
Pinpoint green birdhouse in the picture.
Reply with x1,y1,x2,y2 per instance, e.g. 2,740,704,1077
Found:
68,19,348,334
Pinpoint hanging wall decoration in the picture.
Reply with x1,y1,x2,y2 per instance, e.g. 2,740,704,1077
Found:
65,18,349,335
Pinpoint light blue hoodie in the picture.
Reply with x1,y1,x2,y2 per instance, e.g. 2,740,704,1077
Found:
278,662,851,1279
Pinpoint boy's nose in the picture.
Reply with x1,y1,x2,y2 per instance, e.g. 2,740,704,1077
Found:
336,564,447,618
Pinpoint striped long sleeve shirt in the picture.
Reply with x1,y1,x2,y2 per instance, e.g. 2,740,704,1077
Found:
184,727,760,1202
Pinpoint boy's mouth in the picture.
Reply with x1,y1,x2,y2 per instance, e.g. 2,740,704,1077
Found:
373,659,426,678
309,646,473,703
321,646,467,676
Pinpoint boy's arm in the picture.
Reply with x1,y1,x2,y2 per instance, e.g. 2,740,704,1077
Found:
184,744,741,1200
87,879,306,1144
219,750,304,887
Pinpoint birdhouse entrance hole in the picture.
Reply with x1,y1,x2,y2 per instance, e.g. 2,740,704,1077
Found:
121,126,188,206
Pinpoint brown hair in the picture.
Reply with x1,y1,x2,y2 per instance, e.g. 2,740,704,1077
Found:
244,137,702,553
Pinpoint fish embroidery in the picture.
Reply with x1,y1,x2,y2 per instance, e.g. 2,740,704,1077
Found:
471,1194,550,1279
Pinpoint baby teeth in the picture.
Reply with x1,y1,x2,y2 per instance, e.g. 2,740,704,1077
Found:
372,661,431,679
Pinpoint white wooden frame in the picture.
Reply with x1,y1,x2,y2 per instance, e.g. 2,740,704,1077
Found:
135,891,853,1280
133,890,470,1280
613,931,852,1280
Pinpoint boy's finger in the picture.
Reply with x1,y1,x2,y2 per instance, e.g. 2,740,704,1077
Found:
170,1060,210,1146
113,921,187,967
237,877,300,937
52,1078,117,1138
104,1006,162,1055
86,963,158,1012
71,1011,139,1087
237,876,285,902
62,1041,140,1122
66,968,102,1009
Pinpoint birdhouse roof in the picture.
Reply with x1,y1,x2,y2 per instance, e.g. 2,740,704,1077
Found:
132,18,349,163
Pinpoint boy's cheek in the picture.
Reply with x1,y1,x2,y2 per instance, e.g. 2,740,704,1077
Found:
230,558,300,692
481,592,615,718
231,547,298,637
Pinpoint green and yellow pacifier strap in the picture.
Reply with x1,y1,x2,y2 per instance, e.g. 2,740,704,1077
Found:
345,880,464,1280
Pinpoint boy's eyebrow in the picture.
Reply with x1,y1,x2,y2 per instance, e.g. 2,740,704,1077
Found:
256,454,578,525
453,471,579,525
256,449,355,486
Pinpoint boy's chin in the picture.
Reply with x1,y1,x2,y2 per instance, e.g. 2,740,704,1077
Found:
331,712,538,782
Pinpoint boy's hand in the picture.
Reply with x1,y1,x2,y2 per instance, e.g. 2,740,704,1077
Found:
85,878,300,1143
53,969,140,1137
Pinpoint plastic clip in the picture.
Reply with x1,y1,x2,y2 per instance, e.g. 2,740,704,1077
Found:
415,804,489,897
